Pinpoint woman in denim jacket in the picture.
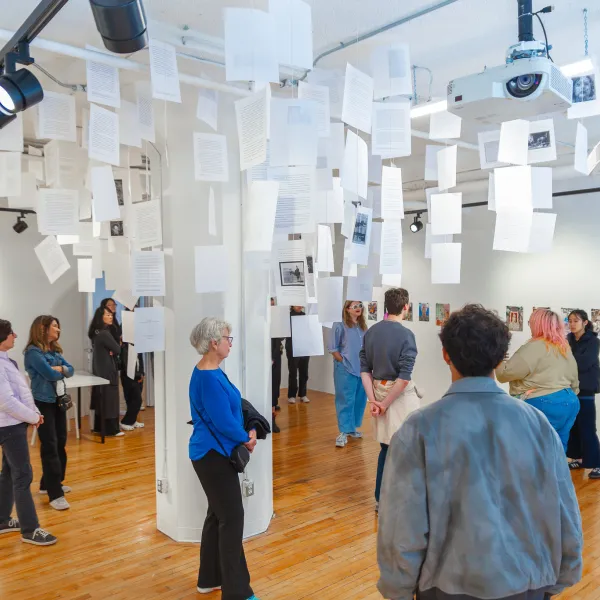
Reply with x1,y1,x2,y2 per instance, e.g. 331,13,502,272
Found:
24,316,73,511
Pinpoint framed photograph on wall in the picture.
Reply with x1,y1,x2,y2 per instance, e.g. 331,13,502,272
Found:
368,301,378,321
405,302,413,322
419,303,430,322
506,306,523,332
436,303,450,326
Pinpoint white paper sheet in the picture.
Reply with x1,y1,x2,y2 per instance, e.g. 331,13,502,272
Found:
424,145,442,181
86,60,120,108
244,181,279,254
0,113,23,152
487,172,496,211
498,119,529,166
494,166,532,211
429,111,462,140
89,103,120,166
298,81,330,137
8,172,36,209
317,224,334,272
493,209,534,253
118,100,142,148
0,152,22,197
131,251,165,296
431,242,461,284
270,98,318,167
235,87,269,170
34,236,71,284
308,68,344,119
208,187,217,236
430,193,462,235
37,189,80,236
270,0,313,70
193,133,229,182
133,199,163,248
341,63,374,134
91,165,120,222
316,177,344,224
291,314,324,357
44,140,79,188
104,249,131,290
149,39,181,103
574,122,589,175
437,145,457,191
346,266,374,301
587,141,600,175
424,224,453,259
126,342,137,379
368,154,382,185
349,206,372,266
91,239,104,278
341,129,368,199
341,199,357,239
273,239,307,304
224,8,279,83
380,220,403,275
77,258,96,292
328,122,345,172
28,157,44,183
268,166,316,234
315,277,342,323
381,166,404,219
135,82,155,143
370,221,382,255
528,119,556,164
531,167,553,209
270,305,292,337
371,100,411,159
478,130,507,170
197,88,218,131
194,246,229,293
134,307,165,353
38,91,76,142
371,44,412,100
528,212,557,254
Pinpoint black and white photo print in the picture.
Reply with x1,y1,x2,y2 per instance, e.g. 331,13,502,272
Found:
279,261,305,286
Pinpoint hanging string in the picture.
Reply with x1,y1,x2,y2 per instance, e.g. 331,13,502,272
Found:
163,100,169,168
584,8,589,57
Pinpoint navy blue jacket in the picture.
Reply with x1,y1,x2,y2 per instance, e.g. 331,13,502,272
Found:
24,345,74,403
568,330,600,397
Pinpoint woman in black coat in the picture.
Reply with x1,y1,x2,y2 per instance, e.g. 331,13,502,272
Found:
567,309,600,479
89,306,123,437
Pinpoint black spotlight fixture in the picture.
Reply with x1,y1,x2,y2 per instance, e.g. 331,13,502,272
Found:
13,213,28,234
0,67,44,117
90,0,149,54
410,213,424,233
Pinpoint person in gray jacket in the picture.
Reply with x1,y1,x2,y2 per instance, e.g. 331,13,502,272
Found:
378,304,583,600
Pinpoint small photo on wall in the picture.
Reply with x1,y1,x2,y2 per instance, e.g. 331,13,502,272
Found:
114,179,124,206
368,301,378,322
591,309,600,333
572,74,596,104
419,303,430,322
110,220,124,237
436,303,450,326
561,308,576,335
279,261,305,287
506,306,523,332
405,302,413,322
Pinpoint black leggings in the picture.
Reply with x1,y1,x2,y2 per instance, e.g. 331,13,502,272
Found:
192,450,253,600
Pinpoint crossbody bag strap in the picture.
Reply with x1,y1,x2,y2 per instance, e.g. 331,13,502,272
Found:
191,401,231,458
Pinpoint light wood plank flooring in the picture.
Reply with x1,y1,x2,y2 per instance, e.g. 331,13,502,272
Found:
0,390,599,599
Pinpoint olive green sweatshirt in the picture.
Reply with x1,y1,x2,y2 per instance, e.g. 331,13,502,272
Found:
496,339,579,398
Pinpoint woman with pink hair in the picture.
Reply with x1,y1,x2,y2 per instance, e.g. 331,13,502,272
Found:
496,308,580,451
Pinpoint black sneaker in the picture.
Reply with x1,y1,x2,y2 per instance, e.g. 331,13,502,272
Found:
272,417,280,434
589,468,600,479
0,518,19,534
22,528,58,546
274,405,281,412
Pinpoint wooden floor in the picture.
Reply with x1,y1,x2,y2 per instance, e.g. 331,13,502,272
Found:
1,390,600,599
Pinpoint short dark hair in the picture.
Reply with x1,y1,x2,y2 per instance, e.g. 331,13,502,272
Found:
384,288,409,316
0,320,12,345
439,304,510,377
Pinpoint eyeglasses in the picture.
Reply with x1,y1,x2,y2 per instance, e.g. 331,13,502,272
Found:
222,336,234,344
350,303,363,310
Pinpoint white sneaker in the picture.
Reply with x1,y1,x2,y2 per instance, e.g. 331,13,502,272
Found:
40,485,71,495
140,405,146,411
348,431,363,439
197,586,221,594
288,397,296,404
133,421,145,428
120,423,134,431
300,396,310,403
114,432,125,437
49,497,70,511
335,433,348,447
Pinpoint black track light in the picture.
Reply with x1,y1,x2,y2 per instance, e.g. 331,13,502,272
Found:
90,0,149,54
410,214,424,233
0,68,43,129
13,214,28,234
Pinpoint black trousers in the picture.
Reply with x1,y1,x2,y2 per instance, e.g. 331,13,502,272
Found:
93,415,120,436
287,357,309,398
35,401,67,501
272,351,282,407
192,450,253,600
417,587,551,600
0,423,39,534
567,395,600,468
121,375,143,426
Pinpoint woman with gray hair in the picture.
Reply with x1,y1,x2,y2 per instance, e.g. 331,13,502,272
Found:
188,317,259,600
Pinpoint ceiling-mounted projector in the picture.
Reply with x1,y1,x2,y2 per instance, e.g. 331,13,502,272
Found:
447,1,572,124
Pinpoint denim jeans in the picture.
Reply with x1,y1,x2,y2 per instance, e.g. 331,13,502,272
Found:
0,423,40,534
333,361,368,434
375,443,389,502
526,388,579,452
567,395,600,468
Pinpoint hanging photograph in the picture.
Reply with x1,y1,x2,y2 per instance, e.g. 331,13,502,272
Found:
279,261,306,286
114,179,124,206
591,309,600,333
506,306,524,332
528,131,551,150
368,301,378,321
110,220,124,237
306,255,314,274
419,302,430,322
436,303,450,326
352,212,369,245
561,307,576,335
572,74,596,103
405,302,413,322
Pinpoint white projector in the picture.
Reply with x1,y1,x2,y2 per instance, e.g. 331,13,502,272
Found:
447,57,572,124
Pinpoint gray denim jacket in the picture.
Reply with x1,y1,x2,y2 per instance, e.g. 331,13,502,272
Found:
377,377,583,600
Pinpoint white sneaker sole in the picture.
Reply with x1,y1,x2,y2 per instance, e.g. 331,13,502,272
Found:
197,586,221,593
287,399,296,404
49,501,70,511
0,528,19,535
22,537,58,546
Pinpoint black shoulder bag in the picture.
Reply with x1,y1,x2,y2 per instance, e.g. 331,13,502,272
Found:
55,378,73,413
194,407,250,473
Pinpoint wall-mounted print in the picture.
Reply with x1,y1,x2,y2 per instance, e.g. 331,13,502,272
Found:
279,261,305,287
436,303,450,326
572,74,596,104
110,220,124,237
592,309,600,333
561,308,576,335
506,306,523,332
368,301,378,322
419,303,430,322
405,302,413,322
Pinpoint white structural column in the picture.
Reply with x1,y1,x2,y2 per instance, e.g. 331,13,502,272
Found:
154,88,273,542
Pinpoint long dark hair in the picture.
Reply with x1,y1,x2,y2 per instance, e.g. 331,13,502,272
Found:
88,307,112,340
100,298,120,327
568,309,596,335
